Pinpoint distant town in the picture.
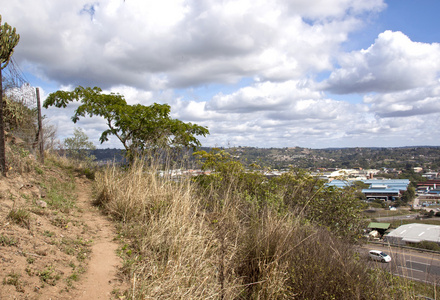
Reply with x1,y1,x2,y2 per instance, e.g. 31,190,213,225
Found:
91,145,440,171
90,146,440,207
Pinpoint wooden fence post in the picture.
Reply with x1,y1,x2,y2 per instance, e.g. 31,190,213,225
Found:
36,87,44,164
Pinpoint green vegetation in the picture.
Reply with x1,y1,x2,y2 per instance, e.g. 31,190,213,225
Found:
1,81,438,298
7,208,31,229
2,272,24,293
59,236,92,261
0,234,17,246
0,14,21,176
44,176,77,213
63,127,96,162
93,150,425,299
43,86,209,162
409,241,440,252
38,265,61,286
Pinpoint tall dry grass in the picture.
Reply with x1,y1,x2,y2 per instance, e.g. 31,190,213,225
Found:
94,158,419,299
95,158,240,298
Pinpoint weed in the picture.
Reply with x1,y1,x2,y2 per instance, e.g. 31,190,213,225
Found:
60,237,92,261
0,234,18,246
38,266,61,286
44,176,77,213
42,230,55,237
51,216,70,228
25,266,35,276
3,272,25,292
66,262,86,287
26,257,35,264
82,167,95,180
67,273,79,283
19,148,30,158
7,208,31,229
34,166,44,174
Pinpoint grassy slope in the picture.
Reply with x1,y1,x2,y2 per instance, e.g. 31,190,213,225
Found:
94,159,440,299
0,153,95,299
1,146,438,299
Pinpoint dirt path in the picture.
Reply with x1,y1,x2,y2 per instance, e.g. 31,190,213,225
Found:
73,177,124,299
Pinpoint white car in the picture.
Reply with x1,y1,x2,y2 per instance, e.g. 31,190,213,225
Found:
369,250,392,263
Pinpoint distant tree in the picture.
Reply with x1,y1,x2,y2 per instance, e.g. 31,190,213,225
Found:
0,15,20,176
400,186,416,205
63,127,96,162
42,120,60,152
43,86,209,162
398,170,424,187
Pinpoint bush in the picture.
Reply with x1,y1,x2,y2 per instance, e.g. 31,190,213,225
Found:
413,241,440,252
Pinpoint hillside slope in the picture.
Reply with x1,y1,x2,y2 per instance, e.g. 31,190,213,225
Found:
0,155,125,299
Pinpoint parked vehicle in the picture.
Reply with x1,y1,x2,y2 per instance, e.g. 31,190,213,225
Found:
369,250,392,263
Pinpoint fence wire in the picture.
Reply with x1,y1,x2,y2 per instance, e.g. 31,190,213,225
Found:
2,58,40,153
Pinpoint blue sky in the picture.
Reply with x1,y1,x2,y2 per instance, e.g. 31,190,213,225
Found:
2,0,440,149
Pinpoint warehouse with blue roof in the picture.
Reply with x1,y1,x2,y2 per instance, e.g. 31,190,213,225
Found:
361,179,410,201
326,179,410,201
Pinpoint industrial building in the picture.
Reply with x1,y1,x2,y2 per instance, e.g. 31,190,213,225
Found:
384,223,440,245
326,179,410,201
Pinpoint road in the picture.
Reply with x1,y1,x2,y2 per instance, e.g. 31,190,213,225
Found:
361,244,440,284
372,213,418,222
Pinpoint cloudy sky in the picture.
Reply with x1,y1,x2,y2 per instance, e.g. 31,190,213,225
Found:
2,0,440,149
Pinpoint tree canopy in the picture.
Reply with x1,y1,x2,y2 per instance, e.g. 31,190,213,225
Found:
43,86,209,159
63,127,96,162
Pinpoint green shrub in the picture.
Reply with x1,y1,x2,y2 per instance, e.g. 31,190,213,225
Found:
412,241,440,252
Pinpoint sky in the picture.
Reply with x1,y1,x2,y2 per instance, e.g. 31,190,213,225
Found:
2,0,440,149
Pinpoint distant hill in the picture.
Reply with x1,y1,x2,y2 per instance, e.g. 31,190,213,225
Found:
91,146,440,171
90,148,126,164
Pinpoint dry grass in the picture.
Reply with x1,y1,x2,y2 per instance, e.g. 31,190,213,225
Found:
95,159,230,298
94,157,429,299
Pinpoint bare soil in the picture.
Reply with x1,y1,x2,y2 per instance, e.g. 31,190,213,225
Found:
75,177,123,299
0,165,126,299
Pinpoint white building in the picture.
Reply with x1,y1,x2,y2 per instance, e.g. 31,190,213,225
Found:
385,223,440,245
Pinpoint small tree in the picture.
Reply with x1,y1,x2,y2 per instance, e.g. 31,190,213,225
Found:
0,15,20,176
63,127,96,162
44,86,209,163
400,186,416,205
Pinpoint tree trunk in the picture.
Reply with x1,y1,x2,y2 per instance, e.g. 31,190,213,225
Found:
0,67,6,176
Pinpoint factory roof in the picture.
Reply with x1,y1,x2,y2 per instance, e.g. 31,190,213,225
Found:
386,223,440,244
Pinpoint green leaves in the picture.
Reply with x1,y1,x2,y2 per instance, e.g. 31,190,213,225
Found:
44,86,209,160
195,149,365,241
0,15,20,69
63,127,96,162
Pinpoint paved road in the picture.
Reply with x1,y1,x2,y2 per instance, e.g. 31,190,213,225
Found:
361,244,440,284
373,213,418,222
